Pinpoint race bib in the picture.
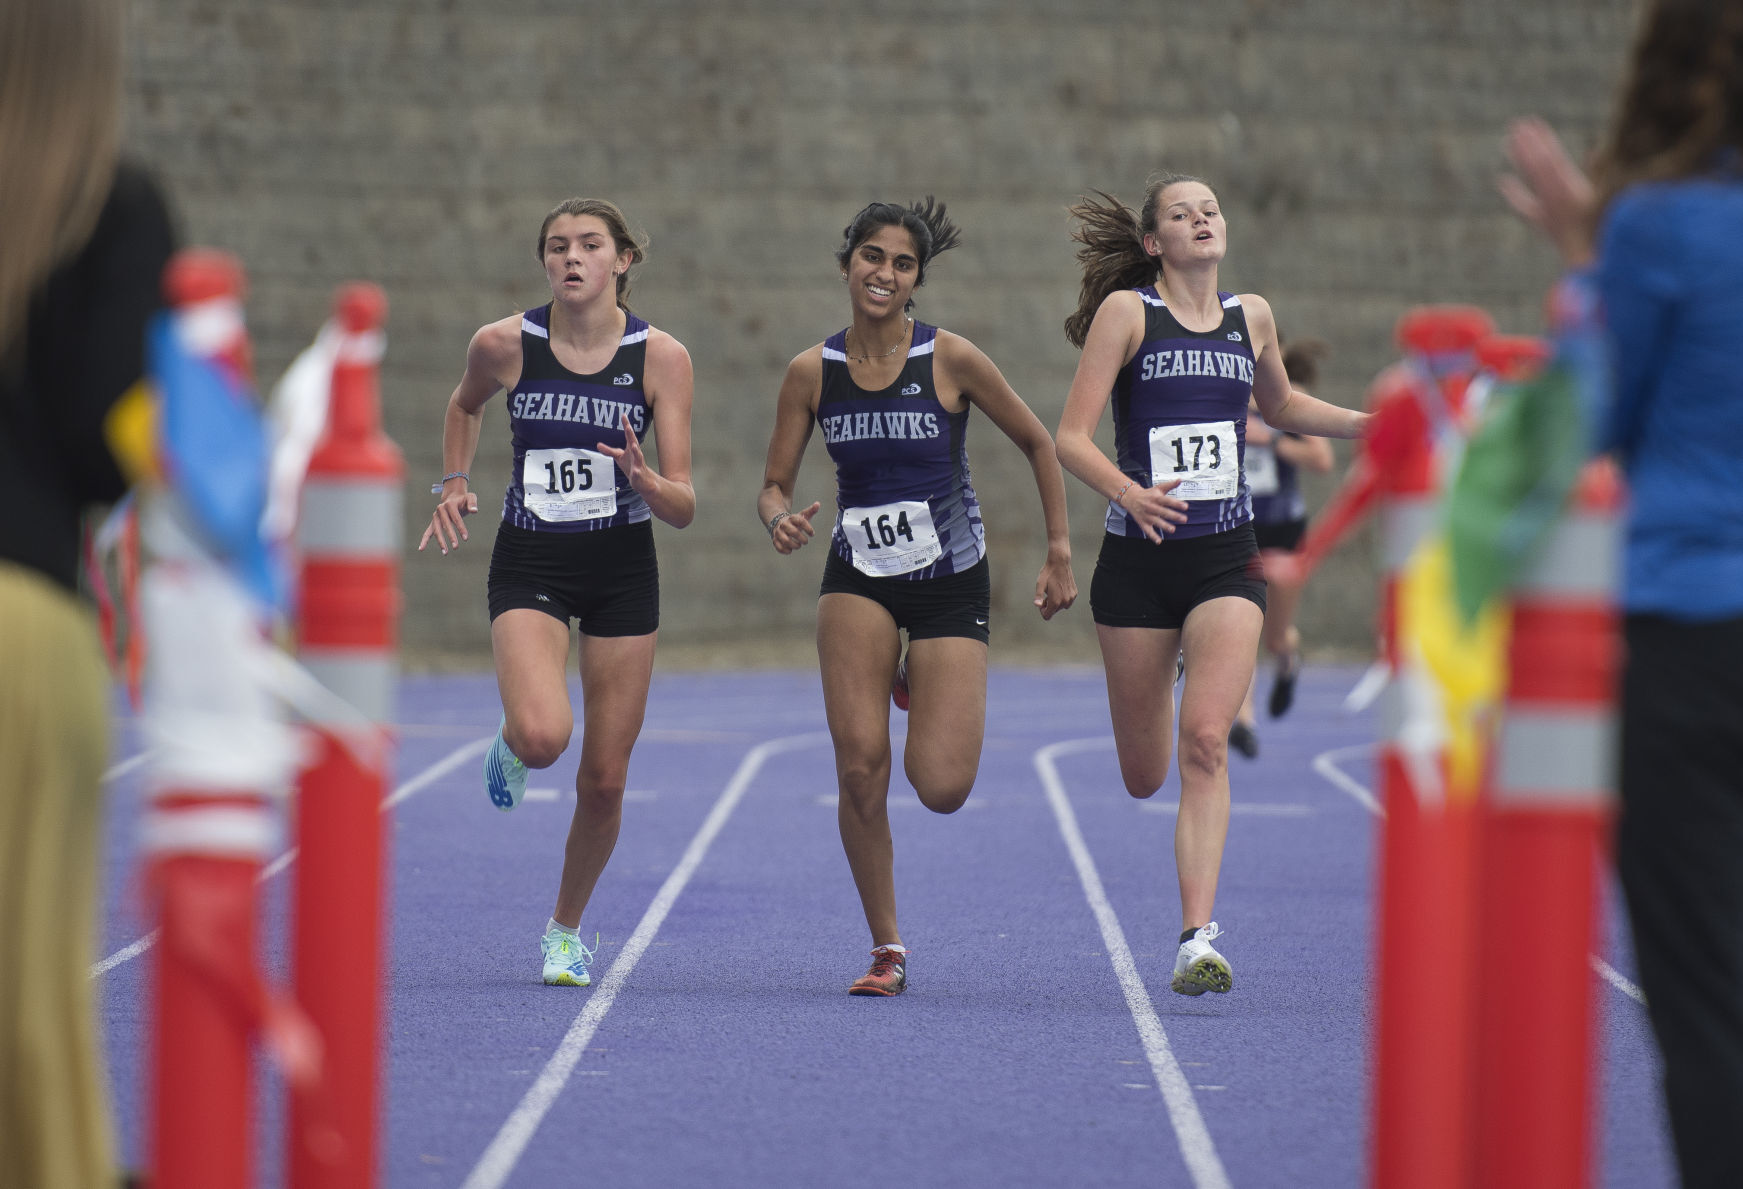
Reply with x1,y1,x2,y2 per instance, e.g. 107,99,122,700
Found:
1245,442,1280,496
1150,419,1239,501
523,447,618,522
842,500,943,577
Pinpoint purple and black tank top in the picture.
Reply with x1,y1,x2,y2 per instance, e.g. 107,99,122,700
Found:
1105,287,1257,540
500,303,652,533
819,321,986,579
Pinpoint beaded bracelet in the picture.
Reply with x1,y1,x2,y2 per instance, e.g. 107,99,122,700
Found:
430,471,468,495
765,510,790,538
1113,479,1134,506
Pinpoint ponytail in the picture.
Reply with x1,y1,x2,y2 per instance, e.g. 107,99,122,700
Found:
1062,191,1156,348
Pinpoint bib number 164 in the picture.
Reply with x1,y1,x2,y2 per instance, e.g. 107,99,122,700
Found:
858,509,916,550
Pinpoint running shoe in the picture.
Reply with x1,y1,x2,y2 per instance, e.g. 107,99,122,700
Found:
1228,720,1259,760
1172,922,1233,995
891,652,911,712
540,927,597,987
848,946,908,996
1268,651,1302,719
484,718,527,812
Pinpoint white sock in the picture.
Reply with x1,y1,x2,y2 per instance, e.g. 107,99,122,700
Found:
871,943,907,955
546,918,579,938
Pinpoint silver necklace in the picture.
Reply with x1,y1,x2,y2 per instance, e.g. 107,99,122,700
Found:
846,319,911,362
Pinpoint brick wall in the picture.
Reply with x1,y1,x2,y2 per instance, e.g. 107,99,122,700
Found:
124,0,1638,666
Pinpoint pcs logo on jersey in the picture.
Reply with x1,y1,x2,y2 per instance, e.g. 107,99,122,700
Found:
613,373,635,386
901,382,922,396
1227,331,1243,342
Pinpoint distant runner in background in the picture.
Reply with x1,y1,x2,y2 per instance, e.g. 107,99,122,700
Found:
1228,337,1336,759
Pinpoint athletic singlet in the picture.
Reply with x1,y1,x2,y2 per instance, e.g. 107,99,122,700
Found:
1105,287,1256,540
500,304,652,533
819,321,985,580
1247,429,1307,524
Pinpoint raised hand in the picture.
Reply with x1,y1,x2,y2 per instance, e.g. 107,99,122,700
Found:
1499,117,1597,267
597,412,650,491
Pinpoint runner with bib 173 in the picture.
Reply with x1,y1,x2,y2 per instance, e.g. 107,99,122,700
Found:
1054,173,1366,995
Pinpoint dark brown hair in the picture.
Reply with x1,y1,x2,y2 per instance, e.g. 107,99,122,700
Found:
1063,172,1214,348
1594,0,1743,212
535,198,647,311
1282,337,1330,388
835,197,962,310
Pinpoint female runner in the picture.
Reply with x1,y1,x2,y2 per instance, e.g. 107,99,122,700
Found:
419,197,694,987
758,198,1075,996
1055,174,1365,994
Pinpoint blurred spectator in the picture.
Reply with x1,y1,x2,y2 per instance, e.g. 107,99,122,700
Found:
0,1,176,1185
1502,1,1743,1185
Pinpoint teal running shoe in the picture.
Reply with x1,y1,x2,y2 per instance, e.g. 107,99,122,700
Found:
484,718,527,812
541,928,597,987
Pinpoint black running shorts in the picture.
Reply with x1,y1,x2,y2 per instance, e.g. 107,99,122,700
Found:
1090,523,1267,630
819,550,991,643
487,518,659,637
1253,516,1308,553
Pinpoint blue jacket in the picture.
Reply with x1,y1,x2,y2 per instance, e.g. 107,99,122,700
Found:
1597,170,1743,620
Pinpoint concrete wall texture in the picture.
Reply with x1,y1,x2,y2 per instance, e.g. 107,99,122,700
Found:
123,0,1639,668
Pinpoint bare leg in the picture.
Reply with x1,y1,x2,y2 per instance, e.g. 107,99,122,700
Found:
1096,624,1182,799
1260,547,1304,663
817,593,902,947
549,631,656,928
491,609,575,769
1175,596,1264,931
901,635,988,814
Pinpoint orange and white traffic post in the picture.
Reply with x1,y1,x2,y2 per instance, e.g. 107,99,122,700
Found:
1470,460,1622,1189
143,249,293,1189
1360,306,1493,1189
290,282,403,1189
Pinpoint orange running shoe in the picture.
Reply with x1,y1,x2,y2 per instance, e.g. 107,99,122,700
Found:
891,653,910,712
848,946,908,996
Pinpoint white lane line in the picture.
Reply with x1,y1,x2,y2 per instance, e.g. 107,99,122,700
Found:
1310,741,1645,1008
1591,956,1646,1005
104,751,152,783
461,731,830,1189
88,735,493,978
1311,743,1383,816
1034,737,1232,1189
90,932,158,978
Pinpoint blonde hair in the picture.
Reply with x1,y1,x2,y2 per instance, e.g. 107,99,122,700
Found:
0,0,124,355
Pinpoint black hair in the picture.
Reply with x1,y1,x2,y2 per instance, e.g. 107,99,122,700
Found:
834,196,962,310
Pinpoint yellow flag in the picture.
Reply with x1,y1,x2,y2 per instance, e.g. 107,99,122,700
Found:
1397,536,1510,804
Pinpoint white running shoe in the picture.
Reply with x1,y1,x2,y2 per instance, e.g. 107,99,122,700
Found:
1172,922,1233,995
541,927,597,987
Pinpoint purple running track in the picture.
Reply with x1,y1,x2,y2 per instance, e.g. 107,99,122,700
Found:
93,664,1675,1187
